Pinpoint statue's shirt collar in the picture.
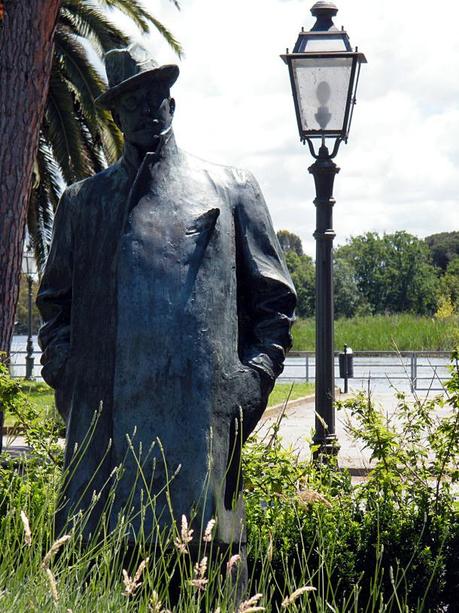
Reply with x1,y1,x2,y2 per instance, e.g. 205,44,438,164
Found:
121,128,177,182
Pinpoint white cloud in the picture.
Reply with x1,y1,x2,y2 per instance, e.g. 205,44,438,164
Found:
110,0,459,256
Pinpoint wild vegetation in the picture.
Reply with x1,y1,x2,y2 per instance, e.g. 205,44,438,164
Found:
0,356,458,610
292,313,459,352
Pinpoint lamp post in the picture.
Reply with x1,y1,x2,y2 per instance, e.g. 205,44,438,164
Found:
281,1,366,456
21,243,38,380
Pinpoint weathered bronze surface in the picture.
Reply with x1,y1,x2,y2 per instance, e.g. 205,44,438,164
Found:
37,44,296,547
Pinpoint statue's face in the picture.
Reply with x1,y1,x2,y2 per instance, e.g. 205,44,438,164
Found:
114,83,175,150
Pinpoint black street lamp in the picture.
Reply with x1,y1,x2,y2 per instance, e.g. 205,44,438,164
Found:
281,1,366,456
21,243,38,380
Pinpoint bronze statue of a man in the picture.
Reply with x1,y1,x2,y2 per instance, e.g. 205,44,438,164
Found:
37,44,296,557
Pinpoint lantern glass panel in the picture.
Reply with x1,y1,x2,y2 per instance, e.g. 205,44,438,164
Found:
22,250,37,276
301,34,349,52
292,56,353,134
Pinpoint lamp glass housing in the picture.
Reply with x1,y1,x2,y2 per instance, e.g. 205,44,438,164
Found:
296,33,349,52
291,55,353,135
281,2,366,144
22,247,37,277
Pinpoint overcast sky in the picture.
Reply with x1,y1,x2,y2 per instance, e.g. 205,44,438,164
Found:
112,0,459,256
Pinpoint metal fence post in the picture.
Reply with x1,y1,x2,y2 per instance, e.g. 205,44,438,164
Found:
305,354,309,383
410,353,417,393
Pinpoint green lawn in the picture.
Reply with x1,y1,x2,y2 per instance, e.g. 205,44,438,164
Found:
268,382,314,407
292,314,459,352
4,380,54,426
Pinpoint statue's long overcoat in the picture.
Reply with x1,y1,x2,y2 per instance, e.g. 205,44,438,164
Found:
37,134,296,544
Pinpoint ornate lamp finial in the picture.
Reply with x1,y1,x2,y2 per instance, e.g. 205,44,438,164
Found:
310,1,338,31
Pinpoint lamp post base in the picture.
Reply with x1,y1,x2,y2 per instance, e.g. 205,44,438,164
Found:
312,434,340,462
25,355,34,380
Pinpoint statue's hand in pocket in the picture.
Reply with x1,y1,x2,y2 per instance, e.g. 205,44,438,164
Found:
54,358,72,425
237,366,273,441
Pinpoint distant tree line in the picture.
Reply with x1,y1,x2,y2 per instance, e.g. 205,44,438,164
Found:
277,230,459,319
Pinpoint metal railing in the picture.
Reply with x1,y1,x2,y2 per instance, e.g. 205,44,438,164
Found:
280,351,451,392
8,348,41,381
8,348,452,392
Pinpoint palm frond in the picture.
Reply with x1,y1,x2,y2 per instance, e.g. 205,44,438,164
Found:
81,124,107,174
60,4,128,53
98,111,124,164
46,68,93,182
75,105,108,173
92,0,183,56
28,184,54,274
55,25,125,166
89,0,150,32
37,133,63,210
28,135,60,272
145,14,183,58
55,25,105,121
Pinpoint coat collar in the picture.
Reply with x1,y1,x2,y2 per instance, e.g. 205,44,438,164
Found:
120,128,178,182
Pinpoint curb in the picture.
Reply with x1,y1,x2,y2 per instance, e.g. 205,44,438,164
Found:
264,393,316,416
264,387,342,417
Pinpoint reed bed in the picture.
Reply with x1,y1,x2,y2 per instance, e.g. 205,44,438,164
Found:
292,314,459,352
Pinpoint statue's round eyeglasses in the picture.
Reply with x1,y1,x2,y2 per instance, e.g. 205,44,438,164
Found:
119,90,167,113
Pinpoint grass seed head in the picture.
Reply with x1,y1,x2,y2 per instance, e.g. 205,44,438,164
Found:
267,532,273,562
149,590,172,613
238,592,265,612
42,535,71,569
226,553,241,575
174,514,194,553
297,489,332,508
190,556,209,591
45,568,59,603
123,558,149,597
281,585,316,607
203,518,216,542
20,511,31,546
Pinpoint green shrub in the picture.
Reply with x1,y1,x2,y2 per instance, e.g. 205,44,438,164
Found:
243,352,459,610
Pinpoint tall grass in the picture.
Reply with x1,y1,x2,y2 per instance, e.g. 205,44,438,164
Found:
0,451,451,612
292,314,459,351
1,361,457,611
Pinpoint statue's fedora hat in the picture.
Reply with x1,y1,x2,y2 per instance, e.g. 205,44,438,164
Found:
96,43,179,108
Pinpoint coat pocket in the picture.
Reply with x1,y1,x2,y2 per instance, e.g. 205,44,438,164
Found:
54,355,73,425
185,208,220,236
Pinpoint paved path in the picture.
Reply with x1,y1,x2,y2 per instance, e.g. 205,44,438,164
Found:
258,386,449,472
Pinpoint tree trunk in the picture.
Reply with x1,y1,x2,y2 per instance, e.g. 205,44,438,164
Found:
0,0,60,355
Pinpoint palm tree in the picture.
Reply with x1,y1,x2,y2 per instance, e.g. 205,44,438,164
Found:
31,0,182,271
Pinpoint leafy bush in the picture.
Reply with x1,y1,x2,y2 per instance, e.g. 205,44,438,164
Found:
0,361,63,520
243,353,459,610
